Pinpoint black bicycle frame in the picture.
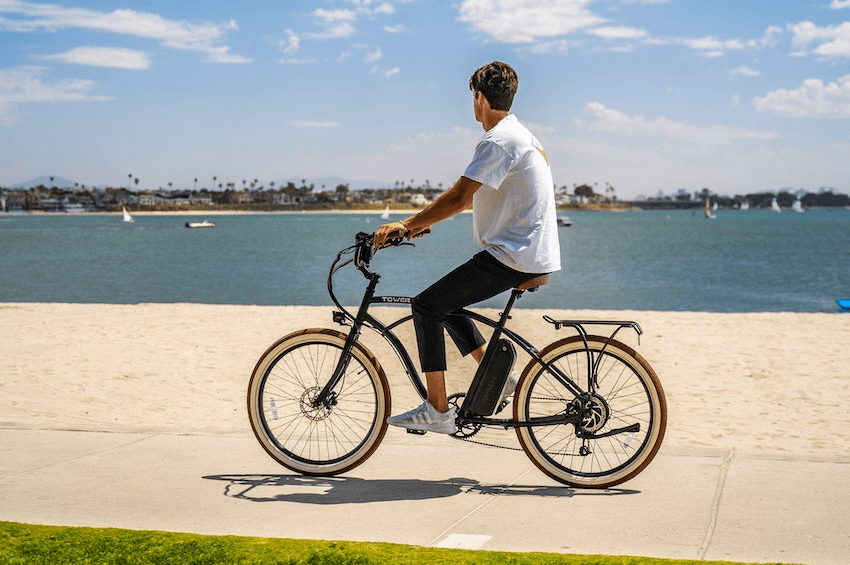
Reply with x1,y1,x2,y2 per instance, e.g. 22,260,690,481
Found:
314,272,587,424
313,234,641,438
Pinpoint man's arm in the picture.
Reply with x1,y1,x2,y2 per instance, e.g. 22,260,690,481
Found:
374,176,482,247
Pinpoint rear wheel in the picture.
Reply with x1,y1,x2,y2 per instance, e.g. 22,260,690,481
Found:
247,328,390,476
515,336,666,488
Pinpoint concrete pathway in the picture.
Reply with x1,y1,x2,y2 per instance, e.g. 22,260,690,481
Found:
1,425,847,564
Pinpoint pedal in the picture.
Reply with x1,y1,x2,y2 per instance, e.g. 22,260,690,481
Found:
406,428,427,435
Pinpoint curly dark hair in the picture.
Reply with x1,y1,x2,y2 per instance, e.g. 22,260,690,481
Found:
468,61,518,111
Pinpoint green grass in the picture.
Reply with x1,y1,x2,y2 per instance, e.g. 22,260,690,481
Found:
0,522,802,565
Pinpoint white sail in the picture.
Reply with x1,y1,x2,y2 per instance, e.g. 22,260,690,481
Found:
792,199,804,213
771,198,781,213
740,201,749,210
380,205,390,220
122,207,134,223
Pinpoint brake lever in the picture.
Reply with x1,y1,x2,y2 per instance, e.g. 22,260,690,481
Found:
375,228,430,249
382,236,411,248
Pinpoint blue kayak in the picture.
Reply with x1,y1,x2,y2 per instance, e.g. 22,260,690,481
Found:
838,299,850,310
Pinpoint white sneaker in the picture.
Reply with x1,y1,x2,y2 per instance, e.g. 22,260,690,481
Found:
387,400,457,434
495,372,518,414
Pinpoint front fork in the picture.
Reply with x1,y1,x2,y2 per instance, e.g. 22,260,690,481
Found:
313,271,381,409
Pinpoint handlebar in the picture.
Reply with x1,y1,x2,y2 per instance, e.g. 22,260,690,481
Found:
327,230,422,324
352,231,410,277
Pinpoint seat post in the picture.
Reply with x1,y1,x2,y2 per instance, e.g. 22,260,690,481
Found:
496,288,523,329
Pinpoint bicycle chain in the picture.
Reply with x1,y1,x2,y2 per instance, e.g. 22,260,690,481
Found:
450,432,522,451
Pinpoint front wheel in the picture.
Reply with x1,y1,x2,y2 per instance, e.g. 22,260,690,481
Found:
515,336,666,488
247,328,390,476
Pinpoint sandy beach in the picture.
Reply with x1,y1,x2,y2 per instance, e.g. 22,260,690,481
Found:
2,302,849,458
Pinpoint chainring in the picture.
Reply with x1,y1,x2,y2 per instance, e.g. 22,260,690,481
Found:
447,392,482,439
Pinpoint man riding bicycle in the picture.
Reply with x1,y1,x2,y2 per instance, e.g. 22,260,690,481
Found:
374,61,561,434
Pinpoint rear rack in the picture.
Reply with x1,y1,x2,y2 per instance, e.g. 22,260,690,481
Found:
542,317,643,385
543,316,643,340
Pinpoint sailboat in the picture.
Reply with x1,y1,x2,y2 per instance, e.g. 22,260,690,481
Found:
771,198,782,213
792,198,804,213
704,197,716,219
740,201,749,210
122,207,134,223
380,205,390,220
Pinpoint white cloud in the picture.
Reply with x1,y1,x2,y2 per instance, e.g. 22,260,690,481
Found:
313,8,357,22
0,66,109,125
458,0,606,43
278,58,317,65
365,46,382,63
576,101,781,144
789,21,850,59
305,1,397,41
279,30,300,55
373,2,395,15
587,26,647,40
384,67,400,77
730,65,760,77
40,46,151,70
0,1,249,63
384,24,408,33
649,26,782,57
754,75,850,118
757,26,784,48
830,0,850,9
679,36,746,56
305,22,356,40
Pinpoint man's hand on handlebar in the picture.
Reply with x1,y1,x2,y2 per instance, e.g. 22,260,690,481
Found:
373,220,430,248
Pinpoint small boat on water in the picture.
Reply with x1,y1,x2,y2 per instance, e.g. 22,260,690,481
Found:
771,198,782,213
380,205,390,220
185,221,215,229
704,198,716,219
740,201,750,210
122,207,134,223
837,299,850,311
792,198,804,213
557,216,572,227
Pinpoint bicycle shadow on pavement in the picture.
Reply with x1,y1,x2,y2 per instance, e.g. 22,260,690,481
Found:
202,474,638,504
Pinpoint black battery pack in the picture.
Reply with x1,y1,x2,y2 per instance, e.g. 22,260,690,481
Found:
461,339,516,416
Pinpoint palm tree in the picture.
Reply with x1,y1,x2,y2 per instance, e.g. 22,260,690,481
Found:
134,178,139,190
128,173,132,191
212,176,217,191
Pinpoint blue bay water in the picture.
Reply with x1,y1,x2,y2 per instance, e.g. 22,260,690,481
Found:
1,209,848,312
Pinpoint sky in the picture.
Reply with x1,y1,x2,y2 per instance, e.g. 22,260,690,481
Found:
1,0,849,199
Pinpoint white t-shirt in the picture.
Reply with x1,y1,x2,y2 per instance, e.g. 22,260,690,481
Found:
462,114,561,274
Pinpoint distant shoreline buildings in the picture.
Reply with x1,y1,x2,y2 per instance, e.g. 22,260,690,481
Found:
1,181,848,214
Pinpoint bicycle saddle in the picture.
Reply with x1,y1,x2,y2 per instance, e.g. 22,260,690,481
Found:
515,274,549,291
